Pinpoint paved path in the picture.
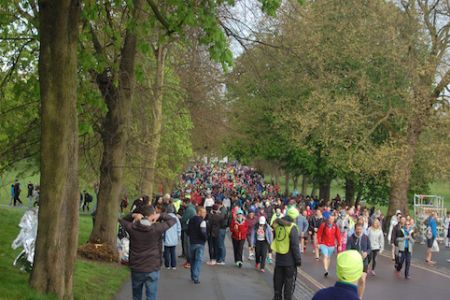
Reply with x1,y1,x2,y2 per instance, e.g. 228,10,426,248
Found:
113,235,316,300
299,242,450,300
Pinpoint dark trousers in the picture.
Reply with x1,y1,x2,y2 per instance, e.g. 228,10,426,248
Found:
180,230,185,256
255,240,269,269
396,249,411,277
82,201,90,211
232,239,245,263
273,265,297,300
369,249,379,270
208,236,219,260
207,236,218,260
164,246,176,268
14,195,22,206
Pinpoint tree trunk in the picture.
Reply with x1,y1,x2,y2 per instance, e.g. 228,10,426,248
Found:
310,177,318,197
293,176,298,191
319,178,331,203
345,177,355,207
284,173,290,196
140,46,168,196
301,175,308,196
30,1,80,299
387,122,420,220
88,0,143,252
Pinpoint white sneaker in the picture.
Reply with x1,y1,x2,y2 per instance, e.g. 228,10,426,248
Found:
216,261,226,265
171,267,176,270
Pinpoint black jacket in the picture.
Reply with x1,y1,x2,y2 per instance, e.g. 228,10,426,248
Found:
188,215,207,245
274,217,302,267
119,213,176,273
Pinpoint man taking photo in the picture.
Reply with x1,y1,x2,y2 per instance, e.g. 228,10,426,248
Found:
119,205,176,300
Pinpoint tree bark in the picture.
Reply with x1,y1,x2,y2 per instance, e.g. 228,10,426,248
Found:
345,177,355,207
284,173,290,196
88,0,143,250
319,178,331,203
140,46,168,196
30,1,80,299
387,120,421,219
301,175,308,196
292,176,298,191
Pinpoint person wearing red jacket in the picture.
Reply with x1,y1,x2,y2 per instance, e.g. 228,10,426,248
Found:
231,209,248,267
317,215,341,277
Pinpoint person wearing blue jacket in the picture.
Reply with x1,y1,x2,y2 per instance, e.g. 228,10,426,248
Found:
253,216,273,272
163,209,182,269
425,211,438,264
296,208,309,253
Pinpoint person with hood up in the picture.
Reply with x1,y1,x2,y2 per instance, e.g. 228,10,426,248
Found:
312,250,364,300
119,205,176,300
231,209,248,267
272,208,302,300
253,215,273,273
163,206,181,270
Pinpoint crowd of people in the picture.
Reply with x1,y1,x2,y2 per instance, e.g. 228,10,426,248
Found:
118,161,449,300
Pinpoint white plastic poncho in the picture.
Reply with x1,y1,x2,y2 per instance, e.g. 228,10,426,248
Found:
12,208,38,267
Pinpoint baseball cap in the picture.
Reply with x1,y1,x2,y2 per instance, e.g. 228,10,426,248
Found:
259,216,266,225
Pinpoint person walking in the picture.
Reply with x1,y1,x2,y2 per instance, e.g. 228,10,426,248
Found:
217,201,229,265
246,209,257,260
181,197,196,269
119,205,176,300
231,209,248,268
163,207,181,270
207,204,225,266
27,182,34,208
296,208,309,253
272,208,301,300
317,214,341,277
312,250,363,300
388,210,401,261
309,209,324,260
425,211,438,264
188,207,208,284
253,216,273,273
367,218,384,276
346,223,371,299
9,184,15,206
395,216,415,279
13,180,22,206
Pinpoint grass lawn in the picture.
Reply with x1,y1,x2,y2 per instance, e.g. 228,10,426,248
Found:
0,207,129,300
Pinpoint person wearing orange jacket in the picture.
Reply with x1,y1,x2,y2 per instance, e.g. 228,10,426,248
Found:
231,209,248,267
317,214,341,277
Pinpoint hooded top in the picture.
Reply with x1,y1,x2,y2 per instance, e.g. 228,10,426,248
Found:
119,213,176,272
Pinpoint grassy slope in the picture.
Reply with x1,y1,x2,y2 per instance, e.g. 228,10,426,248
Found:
0,207,129,300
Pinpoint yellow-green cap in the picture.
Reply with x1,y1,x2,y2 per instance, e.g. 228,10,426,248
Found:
336,250,363,283
287,207,299,220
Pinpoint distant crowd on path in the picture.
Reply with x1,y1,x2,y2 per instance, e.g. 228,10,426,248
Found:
117,162,450,300
8,179,39,208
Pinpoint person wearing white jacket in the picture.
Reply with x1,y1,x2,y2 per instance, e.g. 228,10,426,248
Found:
368,219,384,276
388,210,401,260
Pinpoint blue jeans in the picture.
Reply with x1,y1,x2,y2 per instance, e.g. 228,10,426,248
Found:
217,229,226,262
190,244,204,282
131,271,160,300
